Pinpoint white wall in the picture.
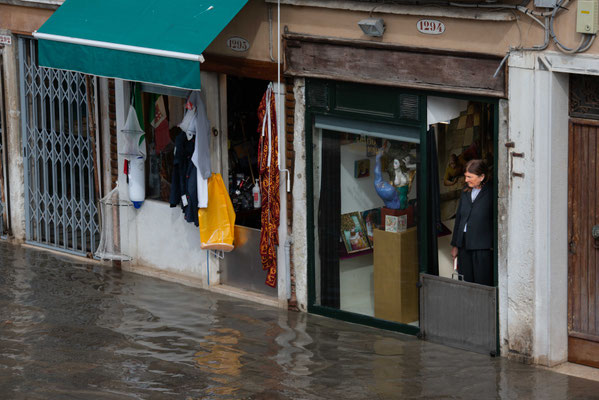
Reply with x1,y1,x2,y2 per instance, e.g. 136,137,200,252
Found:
504,53,537,362
427,96,468,126
340,142,384,214
2,33,26,240
292,78,308,311
504,51,569,366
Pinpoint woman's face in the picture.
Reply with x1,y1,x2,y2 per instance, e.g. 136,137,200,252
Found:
464,171,484,189
393,159,400,169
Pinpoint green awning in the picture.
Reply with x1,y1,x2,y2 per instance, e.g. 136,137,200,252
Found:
34,0,249,89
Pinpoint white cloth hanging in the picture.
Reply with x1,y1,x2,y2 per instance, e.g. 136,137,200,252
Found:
261,84,273,168
180,91,212,208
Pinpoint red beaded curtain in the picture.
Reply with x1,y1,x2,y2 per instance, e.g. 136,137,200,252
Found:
257,85,280,287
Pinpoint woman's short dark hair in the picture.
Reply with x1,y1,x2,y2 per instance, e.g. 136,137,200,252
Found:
464,159,489,191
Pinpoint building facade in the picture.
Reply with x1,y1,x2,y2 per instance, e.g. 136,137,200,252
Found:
1,0,598,368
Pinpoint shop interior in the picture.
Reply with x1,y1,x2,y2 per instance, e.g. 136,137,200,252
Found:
430,99,494,280
225,75,270,230
313,98,495,327
221,75,277,296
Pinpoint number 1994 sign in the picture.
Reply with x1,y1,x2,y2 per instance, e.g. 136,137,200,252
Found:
417,19,445,35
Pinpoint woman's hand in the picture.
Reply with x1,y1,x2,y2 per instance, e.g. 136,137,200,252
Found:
451,246,458,259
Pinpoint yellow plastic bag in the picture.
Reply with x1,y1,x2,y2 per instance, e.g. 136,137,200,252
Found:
198,173,236,251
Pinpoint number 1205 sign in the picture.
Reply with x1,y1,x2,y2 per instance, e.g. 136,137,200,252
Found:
417,19,445,35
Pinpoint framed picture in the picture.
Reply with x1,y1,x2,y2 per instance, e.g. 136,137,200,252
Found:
362,208,382,244
341,212,371,253
385,214,407,233
366,137,379,157
385,215,399,233
354,159,370,178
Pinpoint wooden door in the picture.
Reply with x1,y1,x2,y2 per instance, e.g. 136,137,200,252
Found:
568,118,599,367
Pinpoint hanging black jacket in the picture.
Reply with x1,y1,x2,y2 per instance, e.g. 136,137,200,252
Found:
450,183,493,250
169,131,199,226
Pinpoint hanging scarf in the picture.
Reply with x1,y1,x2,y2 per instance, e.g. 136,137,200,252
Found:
257,84,280,288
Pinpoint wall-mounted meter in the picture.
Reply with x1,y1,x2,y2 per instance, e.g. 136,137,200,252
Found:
577,0,599,34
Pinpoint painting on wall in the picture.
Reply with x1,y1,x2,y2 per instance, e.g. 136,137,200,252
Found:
341,212,371,253
354,159,370,178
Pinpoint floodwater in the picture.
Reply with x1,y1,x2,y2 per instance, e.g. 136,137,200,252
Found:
1,242,599,399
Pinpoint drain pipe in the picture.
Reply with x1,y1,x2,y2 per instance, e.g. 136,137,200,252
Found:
284,237,292,299
277,0,292,302
268,4,275,62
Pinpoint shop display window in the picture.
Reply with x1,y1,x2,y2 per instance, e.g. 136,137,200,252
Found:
313,128,420,326
136,90,187,203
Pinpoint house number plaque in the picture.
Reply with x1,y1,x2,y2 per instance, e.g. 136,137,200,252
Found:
417,19,446,35
227,37,250,52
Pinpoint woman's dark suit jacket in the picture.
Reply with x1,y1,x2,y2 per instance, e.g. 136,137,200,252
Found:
450,184,493,250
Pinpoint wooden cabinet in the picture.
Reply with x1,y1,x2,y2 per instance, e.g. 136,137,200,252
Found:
373,227,419,324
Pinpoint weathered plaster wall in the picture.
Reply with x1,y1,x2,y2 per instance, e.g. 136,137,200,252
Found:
497,98,510,358
504,51,570,366
205,0,277,62
505,52,537,362
532,66,568,366
1,33,25,240
272,1,598,56
291,78,308,312
0,4,53,34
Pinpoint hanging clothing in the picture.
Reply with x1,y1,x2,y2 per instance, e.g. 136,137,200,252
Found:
190,92,211,208
179,91,212,208
169,130,199,226
257,84,280,288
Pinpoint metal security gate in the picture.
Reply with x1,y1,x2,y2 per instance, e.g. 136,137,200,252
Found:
19,38,99,255
419,273,497,355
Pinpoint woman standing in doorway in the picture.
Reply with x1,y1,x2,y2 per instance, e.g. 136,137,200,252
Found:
450,159,494,286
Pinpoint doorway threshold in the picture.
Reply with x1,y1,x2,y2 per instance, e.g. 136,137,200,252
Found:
543,362,599,382
209,284,280,309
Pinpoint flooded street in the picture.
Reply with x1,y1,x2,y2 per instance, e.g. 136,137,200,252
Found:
1,242,599,399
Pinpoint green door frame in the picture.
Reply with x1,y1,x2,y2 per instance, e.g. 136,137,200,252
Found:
304,78,500,338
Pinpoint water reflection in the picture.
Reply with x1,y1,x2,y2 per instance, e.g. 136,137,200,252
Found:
193,328,245,396
1,242,599,399
273,312,314,376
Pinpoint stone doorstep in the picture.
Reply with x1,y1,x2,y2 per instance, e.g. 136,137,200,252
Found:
542,362,599,382
119,263,282,309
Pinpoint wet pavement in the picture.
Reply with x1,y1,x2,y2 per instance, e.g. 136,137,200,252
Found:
1,242,599,399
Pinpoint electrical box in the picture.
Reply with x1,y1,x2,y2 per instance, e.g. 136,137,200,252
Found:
577,0,599,34
534,0,557,8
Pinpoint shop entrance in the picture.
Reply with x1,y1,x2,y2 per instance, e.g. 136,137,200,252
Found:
306,80,498,349
420,98,498,355
220,75,277,297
